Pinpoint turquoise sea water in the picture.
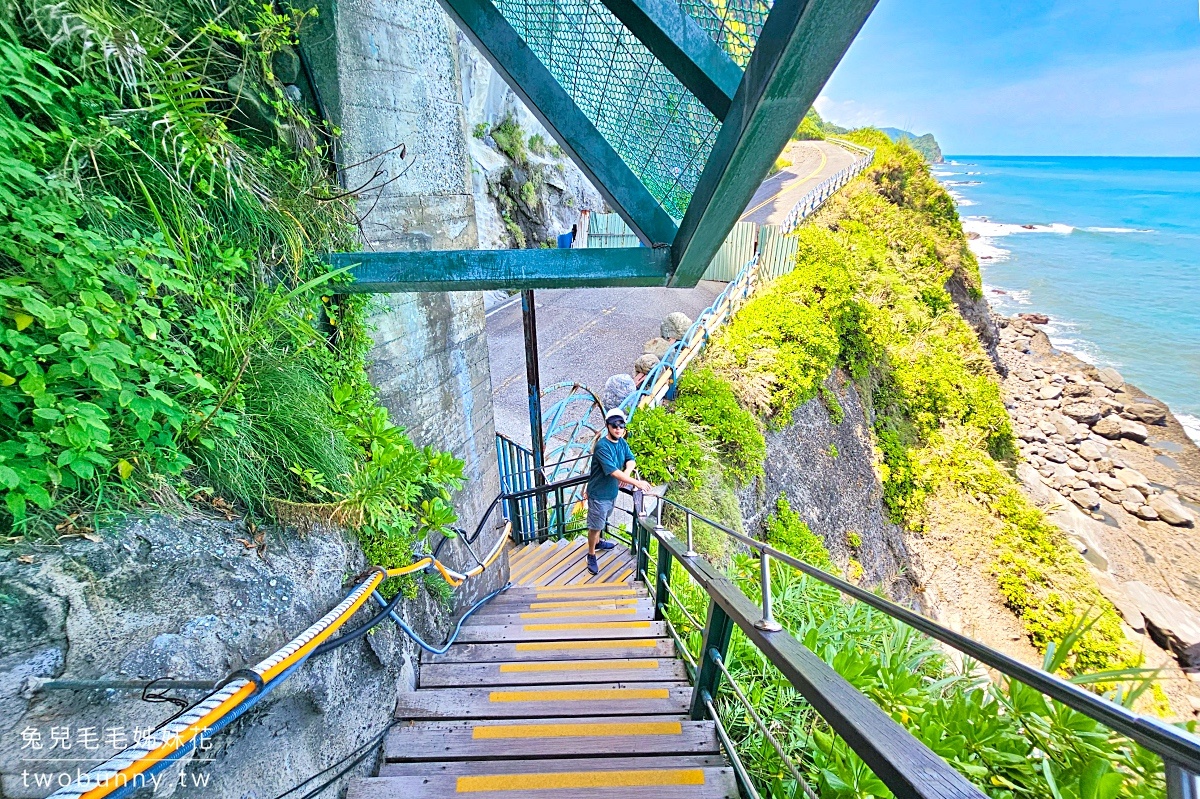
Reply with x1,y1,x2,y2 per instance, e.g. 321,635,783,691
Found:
935,156,1200,443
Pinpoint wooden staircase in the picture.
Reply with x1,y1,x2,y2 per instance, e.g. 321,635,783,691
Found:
349,536,738,798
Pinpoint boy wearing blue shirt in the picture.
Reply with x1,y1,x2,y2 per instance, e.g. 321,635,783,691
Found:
585,408,653,575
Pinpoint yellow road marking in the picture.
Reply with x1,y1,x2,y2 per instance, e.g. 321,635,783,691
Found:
472,721,681,739
528,598,639,609
523,621,651,631
514,639,659,651
457,769,704,792
498,658,659,672
739,146,828,220
488,688,670,703
519,608,638,619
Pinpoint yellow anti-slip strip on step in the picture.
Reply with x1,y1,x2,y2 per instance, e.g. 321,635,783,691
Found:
472,720,682,739
456,769,704,793
514,639,658,651
519,608,638,619
523,621,651,631
534,584,637,594
488,688,670,703
528,598,639,609
498,658,659,672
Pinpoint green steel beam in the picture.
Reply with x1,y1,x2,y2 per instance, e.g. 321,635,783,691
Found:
435,0,678,248
668,0,878,286
597,0,742,119
331,247,671,292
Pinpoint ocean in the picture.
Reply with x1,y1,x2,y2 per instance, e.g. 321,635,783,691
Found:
935,156,1200,445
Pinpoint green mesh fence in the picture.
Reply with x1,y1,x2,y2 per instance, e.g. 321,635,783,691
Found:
492,0,772,221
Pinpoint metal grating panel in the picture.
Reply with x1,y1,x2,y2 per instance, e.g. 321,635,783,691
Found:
494,0,739,220
676,0,772,66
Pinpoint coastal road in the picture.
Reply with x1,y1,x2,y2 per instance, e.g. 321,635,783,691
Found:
488,139,859,444
739,140,857,226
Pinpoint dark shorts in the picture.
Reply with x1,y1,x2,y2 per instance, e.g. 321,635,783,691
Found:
586,497,616,531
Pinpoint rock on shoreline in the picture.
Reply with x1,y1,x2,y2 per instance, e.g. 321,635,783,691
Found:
997,311,1200,691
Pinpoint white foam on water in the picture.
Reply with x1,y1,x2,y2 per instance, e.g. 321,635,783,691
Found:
933,170,954,177
1082,226,1155,234
963,218,1075,237
1179,414,1200,447
968,238,1009,262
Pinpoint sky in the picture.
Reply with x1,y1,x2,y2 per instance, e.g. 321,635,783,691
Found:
816,0,1200,156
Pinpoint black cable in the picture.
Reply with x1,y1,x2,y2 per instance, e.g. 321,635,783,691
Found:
272,718,403,799
309,589,406,657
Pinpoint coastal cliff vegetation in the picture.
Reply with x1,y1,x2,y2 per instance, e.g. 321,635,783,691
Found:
631,132,1179,796
0,0,459,588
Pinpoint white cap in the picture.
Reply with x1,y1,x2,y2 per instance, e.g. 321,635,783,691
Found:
604,408,628,424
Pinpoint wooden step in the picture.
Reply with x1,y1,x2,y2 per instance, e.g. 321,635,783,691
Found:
464,607,651,627
476,597,652,616
380,754,727,777
508,541,582,584
496,584,648,599
421,638,676,665
420,657,687,687
394,683,691,720
455,620,666,643
349,767,740,798
382,717,720,761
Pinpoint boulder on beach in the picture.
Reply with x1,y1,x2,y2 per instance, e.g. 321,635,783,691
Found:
1126,401,1167,426
1096,367,1124,391
1039,384,1063,400
1150,493,1196,527
1017,312,1050,325
1118,418,1149,443
1077,439,1107,460
1115,467,1150,494
1092,415,1123,439
1061,401,1103,426
1070,487,1101,511
1123,581,1200,671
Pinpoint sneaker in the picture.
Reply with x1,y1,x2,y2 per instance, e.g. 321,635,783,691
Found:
596,540,616,551
586,554,599,575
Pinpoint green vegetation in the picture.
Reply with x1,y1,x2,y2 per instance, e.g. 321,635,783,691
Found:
702,130,1131,673
793,107,835,140
769,157,793,176
490,115,528,166
0,0,461,580
663,538,1169,799
879,127,944,164
765,495,833,572
673,368,765,485
626,406,708,488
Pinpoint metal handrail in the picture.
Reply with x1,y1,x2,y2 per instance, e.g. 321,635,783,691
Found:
650,492,1200,779
712,650,819,799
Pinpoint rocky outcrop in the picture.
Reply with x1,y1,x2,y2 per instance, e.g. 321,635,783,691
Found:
945,270,1004,375
0,514,451,798
737,371,915,602
457,36,604,249
1123,582,1200,671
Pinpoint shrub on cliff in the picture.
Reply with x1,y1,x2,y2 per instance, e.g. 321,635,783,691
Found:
0,3,461,571
674,368,765,486
702,133,1129,674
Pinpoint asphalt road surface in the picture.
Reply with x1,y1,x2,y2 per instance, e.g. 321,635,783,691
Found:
487,140,859,444
739,140,857,226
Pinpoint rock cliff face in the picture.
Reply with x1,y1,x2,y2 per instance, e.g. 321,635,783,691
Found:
457,37,605,249
0,515,450,798
737,371,916,603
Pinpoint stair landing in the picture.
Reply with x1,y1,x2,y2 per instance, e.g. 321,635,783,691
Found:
349,537,736,798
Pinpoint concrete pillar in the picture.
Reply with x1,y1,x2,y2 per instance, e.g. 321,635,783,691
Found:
304,0,504,598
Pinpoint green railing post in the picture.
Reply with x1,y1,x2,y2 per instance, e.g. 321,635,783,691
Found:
654,540,672,621
635,513,651,583
689,597,734,720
